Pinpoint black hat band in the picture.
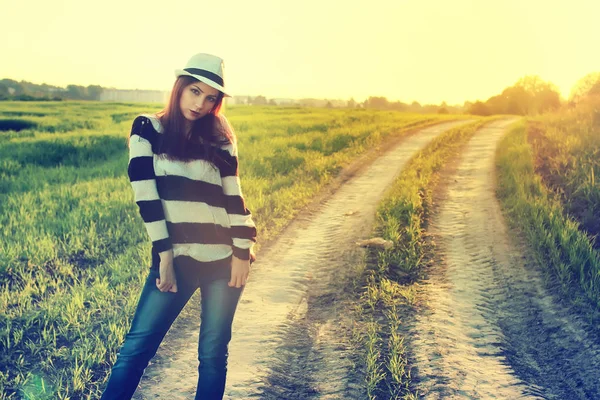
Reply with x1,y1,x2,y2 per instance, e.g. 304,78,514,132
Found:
183,68,224,86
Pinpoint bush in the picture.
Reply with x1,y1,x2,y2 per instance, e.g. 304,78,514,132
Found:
0,119,38,132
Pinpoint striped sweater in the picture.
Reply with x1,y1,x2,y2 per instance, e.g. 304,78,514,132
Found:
127,114,256,263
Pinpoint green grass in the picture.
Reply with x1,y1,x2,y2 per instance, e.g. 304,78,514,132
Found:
496,118,600,307
352,118,492,399
526,97,600,247
0,101,460,399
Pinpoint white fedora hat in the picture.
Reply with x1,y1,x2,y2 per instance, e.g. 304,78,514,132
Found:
175,53,231,97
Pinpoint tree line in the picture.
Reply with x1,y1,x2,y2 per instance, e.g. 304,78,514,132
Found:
0,79,103,101
3,72,599,116
242,73,599,116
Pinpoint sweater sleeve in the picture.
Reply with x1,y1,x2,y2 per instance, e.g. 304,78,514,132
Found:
127,116,172,253
220,140,257,260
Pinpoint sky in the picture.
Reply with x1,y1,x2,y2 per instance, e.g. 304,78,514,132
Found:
1,0,598,105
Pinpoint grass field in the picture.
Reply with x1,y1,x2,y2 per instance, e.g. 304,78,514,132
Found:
0,101,457,399
527,98,600,248
495,98,600,307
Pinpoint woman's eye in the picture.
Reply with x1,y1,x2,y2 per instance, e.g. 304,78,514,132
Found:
192,89,199,95
208,97,216,103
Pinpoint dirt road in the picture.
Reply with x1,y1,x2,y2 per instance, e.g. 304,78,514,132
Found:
132,120,472,399
409,119,600,399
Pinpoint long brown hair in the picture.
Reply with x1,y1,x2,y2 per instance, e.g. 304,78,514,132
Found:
155,75,235,163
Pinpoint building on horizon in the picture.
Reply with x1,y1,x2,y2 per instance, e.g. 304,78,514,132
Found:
100,89,169,103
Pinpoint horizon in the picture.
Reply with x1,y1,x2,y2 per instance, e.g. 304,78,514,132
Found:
0,77,511,106
2,0,599,105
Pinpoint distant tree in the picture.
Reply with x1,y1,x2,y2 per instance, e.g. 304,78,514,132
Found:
347,98,356,108
569,72,600,102
2,79,24,96
499,86,529,114
390,101,408,111
476,75,561,115
325,101,333,108
268,98,277,106
513,75,561,114
536,85,561,113
14,94,40,101
589,81,600,97
0,82,9,97
469,101,490,116
87,85,103,100
438,107,449,114
364,96,389,109
252,95,267,105
67,84,86,100
485,93,508,115
410,101,422,112
506,98,523,115
515,75,545,94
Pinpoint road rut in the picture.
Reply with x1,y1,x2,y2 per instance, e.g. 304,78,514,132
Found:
409,119,600,399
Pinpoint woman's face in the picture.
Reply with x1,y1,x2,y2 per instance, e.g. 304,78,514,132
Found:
179,80,221,122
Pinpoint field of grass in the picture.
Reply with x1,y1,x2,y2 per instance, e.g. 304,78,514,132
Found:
527,98,600,247
0,101,458,399
351,118,493,399
496,100,600,308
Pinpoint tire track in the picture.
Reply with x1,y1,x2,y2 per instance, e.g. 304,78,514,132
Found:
131,120,472,399
226,120,471,399
409,119,600,399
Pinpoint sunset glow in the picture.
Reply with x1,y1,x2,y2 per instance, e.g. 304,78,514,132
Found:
2,0,598,104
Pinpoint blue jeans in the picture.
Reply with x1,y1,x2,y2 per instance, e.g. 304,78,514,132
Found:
100,258,243,400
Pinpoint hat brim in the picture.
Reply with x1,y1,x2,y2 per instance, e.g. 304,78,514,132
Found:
174,69,231,97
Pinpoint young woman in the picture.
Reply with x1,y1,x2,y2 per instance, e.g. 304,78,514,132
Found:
101,53,257,400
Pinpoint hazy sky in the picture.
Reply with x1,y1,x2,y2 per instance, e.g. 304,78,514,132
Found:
2,0,598,104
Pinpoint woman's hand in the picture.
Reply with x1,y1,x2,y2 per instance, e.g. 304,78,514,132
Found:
229,255,250,288
156,250,178,293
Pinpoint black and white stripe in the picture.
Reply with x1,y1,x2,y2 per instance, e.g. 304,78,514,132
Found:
127,114,256,262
